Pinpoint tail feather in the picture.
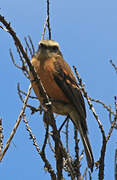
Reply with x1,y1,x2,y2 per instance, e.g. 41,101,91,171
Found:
78,122,94,171
70,111,94,171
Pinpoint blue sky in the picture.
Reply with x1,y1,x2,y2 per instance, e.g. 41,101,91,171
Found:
0,0,117,179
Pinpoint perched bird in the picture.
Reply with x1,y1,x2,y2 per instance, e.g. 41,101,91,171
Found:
30,40,94,171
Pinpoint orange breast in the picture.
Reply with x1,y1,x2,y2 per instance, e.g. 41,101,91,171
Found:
30,57,69,104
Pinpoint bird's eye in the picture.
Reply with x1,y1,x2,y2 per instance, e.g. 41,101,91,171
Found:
39,43,46,48
52,46,58,51
39,43,43,47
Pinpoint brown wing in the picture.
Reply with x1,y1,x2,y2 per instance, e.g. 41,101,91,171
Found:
53,55,88,133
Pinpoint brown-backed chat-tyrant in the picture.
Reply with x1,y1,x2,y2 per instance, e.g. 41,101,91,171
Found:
30,40,94,171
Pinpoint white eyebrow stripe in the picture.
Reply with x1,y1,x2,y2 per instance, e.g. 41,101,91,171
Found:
38,40,60,48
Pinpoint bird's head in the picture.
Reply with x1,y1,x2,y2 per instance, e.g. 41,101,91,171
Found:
36,40,63,60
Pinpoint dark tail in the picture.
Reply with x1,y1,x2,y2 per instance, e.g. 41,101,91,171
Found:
70,111,94,171
78,122,94,171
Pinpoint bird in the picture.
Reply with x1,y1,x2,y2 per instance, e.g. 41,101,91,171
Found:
30,40,94,171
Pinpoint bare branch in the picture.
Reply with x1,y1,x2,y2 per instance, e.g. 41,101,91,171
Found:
41,121,49,153
10,48,29,78
0,84,32,161
48,135,55,153
28,35,35,56
42,16,49,40
17,83,37,100
47,0,51,39
65,118,69,154
98,141,106,180
58,115,69,133
115,148,117,180
89,97,115,116
98,96,117,180
110,59,117,74
23,115,56,180
0,25,9,32
17,83,41,114
9,49,22,70
24,37,33,58
73,66,106,139
106,96,117,142
73,66,108,180
17,83,25,103
74,127,81,179
0,118,3,155
115,96,117,114
44,110,63,179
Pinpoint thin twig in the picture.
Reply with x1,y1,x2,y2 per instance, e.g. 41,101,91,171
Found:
41,122,49,153
115,96,117,115
89,97,115,116
23,115,56,180
47,0,51,39
65,118,69,154
48,135,55,153
23,115,40,150
0,118,3,155
42,16,49,40
17,83,41,114
0,84,32,161
58,115,69,133
115,148,117,180
28,35,35,56
45,108,75,179
0,25,8,32
10,47,29,78
45,110,63,179
16,46,25,64
26,105,42,114
90,97,117,129
73,66,108,180
24,37,33,58
16,47,29,78
74,127,81,179
106,96,117,142
98,95,117,180
17,83,25,102
110,60,117,74
106,115,117,142
17,83,37,100
73,66,106,139
9,49,22,70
